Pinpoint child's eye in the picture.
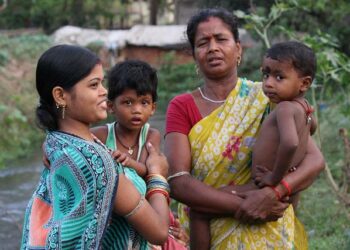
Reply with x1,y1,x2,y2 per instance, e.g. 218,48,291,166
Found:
124,100,132,105
142,100,150,106
262,73,269,79
276,75,284,81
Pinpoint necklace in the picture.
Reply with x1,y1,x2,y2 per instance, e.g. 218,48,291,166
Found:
198,87,226,104
115,133,138,155
294,99,314,124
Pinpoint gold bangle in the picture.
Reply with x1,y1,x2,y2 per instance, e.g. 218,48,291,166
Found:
124,196,145,218
167,171,191,182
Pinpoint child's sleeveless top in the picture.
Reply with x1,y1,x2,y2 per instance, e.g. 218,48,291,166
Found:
105,121,150,194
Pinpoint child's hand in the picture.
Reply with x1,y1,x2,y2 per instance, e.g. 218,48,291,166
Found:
254,173,279,188
169,217,189,246
111,150,130,166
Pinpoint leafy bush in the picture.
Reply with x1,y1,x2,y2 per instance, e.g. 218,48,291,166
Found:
157,52,200,111
0,34,51,167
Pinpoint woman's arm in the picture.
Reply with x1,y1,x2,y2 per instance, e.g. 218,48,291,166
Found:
114,174,169,245
165,132,242,214
165,132,289,223
113,142,169,245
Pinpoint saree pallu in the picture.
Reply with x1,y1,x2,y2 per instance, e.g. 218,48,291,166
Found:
21,131,119,249
178,78,307,249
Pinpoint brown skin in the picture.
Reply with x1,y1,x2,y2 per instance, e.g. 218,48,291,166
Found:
91,89,158,177
53,66,169,245
91,124,160,177
164,17,325,250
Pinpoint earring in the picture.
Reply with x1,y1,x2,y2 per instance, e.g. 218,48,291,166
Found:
61,105,66,119
55,103,66,119
237,55,241,66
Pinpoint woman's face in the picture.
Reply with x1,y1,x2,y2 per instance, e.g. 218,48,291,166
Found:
64,64,108,125
194,17,241,80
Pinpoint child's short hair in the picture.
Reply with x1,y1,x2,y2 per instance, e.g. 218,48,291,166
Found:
108,60,158,102
265,41,317,81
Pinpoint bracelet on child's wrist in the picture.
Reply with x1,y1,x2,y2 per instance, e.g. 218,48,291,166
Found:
269,186,281,201
280,179,292,196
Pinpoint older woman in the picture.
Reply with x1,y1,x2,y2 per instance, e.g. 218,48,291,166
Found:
21,45,170,249
164,8,324,249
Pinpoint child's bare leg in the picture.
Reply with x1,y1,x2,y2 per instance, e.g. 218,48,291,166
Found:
190,210,211,250
290,193,300,211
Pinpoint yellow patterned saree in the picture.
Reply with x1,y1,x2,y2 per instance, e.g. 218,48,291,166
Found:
178,78,307,249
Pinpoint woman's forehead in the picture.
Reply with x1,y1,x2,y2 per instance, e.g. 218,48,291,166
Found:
195,17,232,38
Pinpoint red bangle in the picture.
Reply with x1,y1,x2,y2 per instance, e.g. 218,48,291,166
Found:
146,189,170,204
269,186,281,200
281,179,292,196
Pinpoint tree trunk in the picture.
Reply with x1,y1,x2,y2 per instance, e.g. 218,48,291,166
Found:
149,0,160,25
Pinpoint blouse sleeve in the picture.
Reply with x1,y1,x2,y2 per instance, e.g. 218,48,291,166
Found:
165,93,202,135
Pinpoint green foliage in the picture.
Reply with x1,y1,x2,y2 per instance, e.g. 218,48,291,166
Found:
157,52,200,111
0,0,118,33
0,34,50,167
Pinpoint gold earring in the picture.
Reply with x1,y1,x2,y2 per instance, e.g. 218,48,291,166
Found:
55,103,66,119
237,55,241,66
61,105,66,119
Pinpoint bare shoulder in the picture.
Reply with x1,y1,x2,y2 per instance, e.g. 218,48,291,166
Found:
146,127,161,150
90,125,108,144
274,101,298,115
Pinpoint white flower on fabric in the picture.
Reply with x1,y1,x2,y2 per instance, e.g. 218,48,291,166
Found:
213,146,220,155
213,171,219,178
228,116,235,124
209,161,215,168
238,152,246,161
203,145,207,152
253,100,261,106
222,134,229,142
212,132,217,139
215,122,220,129
195,125,202,133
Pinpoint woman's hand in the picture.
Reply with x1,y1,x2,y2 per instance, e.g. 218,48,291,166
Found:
145,142,169,178
234,187,289,223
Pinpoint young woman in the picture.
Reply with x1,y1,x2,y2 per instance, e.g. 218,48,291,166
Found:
21,45,169,249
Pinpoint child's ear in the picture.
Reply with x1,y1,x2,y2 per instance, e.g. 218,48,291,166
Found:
107,100,114,114
151,102,156,116
300,76,312,93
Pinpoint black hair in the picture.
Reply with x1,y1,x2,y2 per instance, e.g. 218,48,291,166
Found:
265,41,317,80
107,60,158,102
36,44,101,131
186,8,240,54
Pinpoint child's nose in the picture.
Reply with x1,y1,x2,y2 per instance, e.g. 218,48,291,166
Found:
132,104,142,113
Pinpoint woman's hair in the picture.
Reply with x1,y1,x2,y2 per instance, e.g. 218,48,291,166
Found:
186,8,240,54
107,60,158,102
265,41,317,80
36,44,101,131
